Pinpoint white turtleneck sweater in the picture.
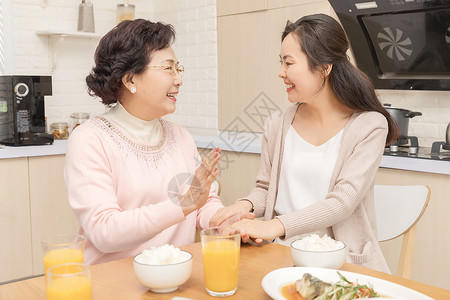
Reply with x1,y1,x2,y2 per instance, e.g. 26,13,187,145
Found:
103,102,161,143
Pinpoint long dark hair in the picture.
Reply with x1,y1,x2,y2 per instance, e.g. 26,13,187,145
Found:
282,14,398,144
86,19,175,105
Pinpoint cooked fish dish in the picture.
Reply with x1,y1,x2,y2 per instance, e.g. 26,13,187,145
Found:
295,272,381,300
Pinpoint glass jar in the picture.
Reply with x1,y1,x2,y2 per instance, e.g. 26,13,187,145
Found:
117,4,135,24
70,112,90,131
50,122,69,140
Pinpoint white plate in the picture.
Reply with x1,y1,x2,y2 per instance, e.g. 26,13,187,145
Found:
261,267,432,300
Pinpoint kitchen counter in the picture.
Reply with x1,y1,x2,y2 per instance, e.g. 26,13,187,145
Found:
194,133,450,175
0,140,67,159
379,154,449,175
381,147,450,175
1,134,449,175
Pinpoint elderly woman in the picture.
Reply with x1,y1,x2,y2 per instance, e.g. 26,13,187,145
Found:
65,19,224,264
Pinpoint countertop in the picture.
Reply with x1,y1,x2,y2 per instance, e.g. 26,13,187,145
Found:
0,140,68,159
194,134,450,175
1,134,449,175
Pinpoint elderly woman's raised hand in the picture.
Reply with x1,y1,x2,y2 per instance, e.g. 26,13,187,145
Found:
180,147,221,215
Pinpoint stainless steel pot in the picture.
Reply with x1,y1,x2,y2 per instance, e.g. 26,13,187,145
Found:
383,104,422,138
446,122,450,145
431,122,450,155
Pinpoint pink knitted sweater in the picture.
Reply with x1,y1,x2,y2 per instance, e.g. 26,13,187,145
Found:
65,117,223,264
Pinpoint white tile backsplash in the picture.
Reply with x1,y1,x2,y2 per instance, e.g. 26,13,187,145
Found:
378,90,450,145
7,0,218,131
6,0,450,146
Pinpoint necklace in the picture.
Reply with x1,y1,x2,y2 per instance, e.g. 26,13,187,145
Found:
96,116,167,152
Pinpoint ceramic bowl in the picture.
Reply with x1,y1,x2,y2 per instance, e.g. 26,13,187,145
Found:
290,240,347,269
133,250,193,293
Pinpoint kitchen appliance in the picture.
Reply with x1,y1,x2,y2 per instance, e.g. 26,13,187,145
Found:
78,0,95,33
431,122,450,157
386,136,419,156
384,128,450,160
383,103,422,154
0,75,54,146
328,0,450,90
448,122,450,144
383,103,422,139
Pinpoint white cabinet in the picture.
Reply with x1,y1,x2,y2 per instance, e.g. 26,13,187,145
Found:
0,155,78,282
29,155,79,275
203,150,261,206
0,158,33,283
217,0,333,133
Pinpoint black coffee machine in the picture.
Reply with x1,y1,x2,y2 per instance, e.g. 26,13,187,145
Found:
0,75,54,146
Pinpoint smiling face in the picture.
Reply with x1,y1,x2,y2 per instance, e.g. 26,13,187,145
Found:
121,46,183,121
278,33,325,104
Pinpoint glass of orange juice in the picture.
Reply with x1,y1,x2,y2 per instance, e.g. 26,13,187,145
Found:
42,234,85,277
47,263,92,300
200,227,241,297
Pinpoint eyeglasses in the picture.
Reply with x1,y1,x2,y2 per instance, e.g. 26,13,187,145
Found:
148,64,184,78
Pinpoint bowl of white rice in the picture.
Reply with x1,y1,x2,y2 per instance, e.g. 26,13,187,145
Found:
133,244,193,293
290,234,346,269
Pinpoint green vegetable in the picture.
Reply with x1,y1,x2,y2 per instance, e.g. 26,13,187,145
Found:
323,272,381,299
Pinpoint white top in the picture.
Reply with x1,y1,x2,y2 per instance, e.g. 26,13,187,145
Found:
103,102,161,143
275,125,343,215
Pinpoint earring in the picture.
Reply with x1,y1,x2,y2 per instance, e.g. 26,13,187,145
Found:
130,86,136,94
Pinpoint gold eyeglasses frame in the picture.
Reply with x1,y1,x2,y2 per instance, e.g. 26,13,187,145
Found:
148,64,184,77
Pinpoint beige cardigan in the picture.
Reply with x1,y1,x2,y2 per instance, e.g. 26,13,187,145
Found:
241,104,390,273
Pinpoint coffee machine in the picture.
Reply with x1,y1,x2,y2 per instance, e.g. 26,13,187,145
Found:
0,75,54,146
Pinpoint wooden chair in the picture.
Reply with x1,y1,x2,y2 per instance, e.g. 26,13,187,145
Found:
212,179,221,196
374,185,431,279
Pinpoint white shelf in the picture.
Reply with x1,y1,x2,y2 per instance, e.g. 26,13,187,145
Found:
36,30,103,73
36,30,103,39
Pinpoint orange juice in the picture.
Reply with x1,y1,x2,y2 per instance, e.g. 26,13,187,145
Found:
43,248,84,276
46,275,92,300
202,239,240,292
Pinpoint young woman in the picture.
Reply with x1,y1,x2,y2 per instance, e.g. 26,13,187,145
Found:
65,19,224,264
210,14,398,272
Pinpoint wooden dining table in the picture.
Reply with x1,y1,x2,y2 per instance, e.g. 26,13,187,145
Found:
1,242,449,299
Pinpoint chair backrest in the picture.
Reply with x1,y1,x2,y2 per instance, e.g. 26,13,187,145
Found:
374,185,430,278
212,179,221,196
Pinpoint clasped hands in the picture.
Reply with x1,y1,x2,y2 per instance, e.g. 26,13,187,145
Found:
209,200,285,244
179,147,285,243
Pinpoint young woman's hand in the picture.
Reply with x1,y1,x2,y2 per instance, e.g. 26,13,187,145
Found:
180,147,221,216
231,218,285,244
209,200,254,227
